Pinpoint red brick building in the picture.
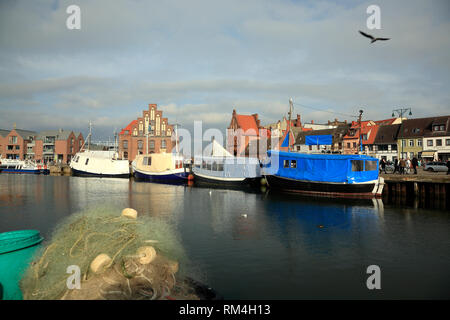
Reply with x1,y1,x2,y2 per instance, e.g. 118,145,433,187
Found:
0,128,37,160
34,130,84,164
118,104,174,161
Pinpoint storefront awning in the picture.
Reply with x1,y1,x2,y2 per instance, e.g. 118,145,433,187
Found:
421,151,436,157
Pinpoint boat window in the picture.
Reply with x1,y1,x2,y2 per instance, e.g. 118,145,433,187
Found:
143,157,151,166
283,160,290,168
290,160,297,168
75,156,79,163
217,163,224,171
351,160,364,172
212,161,218,171
365,160,377,171
195,163,201,169
206,162,212,170
85,158,89,165
202,161,206,169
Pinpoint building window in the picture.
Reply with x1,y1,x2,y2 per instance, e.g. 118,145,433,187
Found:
139,121,143,134
401,140,406,147
151,108,155,120
123,140,128,149
133,128,138,136
149,140,155,150
15,145,20,150
309,145,312,151
417,139,422,147
347,143,350,148
436,139,442,146
353,142,357,148
138,140,143,149
427,140,433,146
409,140,414,147
9,136,18,144
161,139,166,149
156,115,161,136
446,139,450,146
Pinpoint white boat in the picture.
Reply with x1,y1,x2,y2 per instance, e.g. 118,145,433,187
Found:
132,152,190,183
192,139,262,187
0,157,49,174
69,123,130,178
70,150,130,178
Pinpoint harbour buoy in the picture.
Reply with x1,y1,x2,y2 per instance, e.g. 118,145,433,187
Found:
188,174,194,181
90,253,112,273
241,214,248,218
136,246,156,264
260,178,267,186
121,208,138,219
318,225,324,228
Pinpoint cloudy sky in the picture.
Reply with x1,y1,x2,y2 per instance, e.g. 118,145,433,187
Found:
0,0,449,140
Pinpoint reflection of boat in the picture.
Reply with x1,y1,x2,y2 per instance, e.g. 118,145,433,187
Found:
69,123,130,178
0,158,49,174
132,153,189,183
70,151,130,178
263,151,384,198
192,139,262,187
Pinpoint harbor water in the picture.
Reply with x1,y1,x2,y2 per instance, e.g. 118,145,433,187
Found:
0,174,449,299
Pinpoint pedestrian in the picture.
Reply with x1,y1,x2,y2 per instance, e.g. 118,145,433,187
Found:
400,158,406,174
380,158,386,174
447,159,450,175
412,157,418,174
406,158,411,174
394,158,399,174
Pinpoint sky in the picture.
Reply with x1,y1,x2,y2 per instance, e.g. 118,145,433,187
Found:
0,0,449,141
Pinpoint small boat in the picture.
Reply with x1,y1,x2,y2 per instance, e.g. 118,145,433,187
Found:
192,139,262,187
0,158,49,174
69,123,130,178
70,150,130,178
263,150,384,198
132,152,189,183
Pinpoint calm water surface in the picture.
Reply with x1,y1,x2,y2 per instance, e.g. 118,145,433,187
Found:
0,174,449,299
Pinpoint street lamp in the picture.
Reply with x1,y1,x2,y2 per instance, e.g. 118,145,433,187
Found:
392,108,412,160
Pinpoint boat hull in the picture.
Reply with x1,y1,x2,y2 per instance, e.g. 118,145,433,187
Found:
133,169,188,183
72,168,130,178
193,172,259,188
266,175,382,198
1,168,41,174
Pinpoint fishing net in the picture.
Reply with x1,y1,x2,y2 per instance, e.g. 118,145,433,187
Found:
20,206,200,300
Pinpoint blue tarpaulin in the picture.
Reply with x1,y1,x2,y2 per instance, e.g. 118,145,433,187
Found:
265,151,379,184
305,135,332,145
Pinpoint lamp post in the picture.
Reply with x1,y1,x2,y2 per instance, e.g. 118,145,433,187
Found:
392,108,412,160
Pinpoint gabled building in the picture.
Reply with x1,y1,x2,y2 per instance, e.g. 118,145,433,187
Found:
372,124,400,161
226,109,270,158
342,120,379,154
0,128,37,160
118,104,174,161
34,129,84,164
422,116,450,161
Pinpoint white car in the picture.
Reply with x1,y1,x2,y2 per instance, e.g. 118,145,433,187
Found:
423,162,448,172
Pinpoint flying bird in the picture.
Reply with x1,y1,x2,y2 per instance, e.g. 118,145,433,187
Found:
359,30,391,43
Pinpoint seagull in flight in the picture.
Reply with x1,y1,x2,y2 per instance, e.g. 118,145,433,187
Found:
359,30,391,43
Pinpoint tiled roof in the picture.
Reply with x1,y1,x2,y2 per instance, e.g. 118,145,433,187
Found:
14,129,37,139
373,124,401,144
235,114,259,135
0,129,10,137
119,120,138,135
36,130,73,141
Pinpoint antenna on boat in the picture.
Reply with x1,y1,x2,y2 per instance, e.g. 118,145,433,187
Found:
88,121,92,151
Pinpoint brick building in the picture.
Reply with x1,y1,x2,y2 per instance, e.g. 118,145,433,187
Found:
0,128,37,160
118,104,174,161
34,130,84,164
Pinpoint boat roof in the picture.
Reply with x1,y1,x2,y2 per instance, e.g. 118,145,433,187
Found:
269,150,378,161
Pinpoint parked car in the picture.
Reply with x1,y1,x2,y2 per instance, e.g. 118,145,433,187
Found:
423,162,447,172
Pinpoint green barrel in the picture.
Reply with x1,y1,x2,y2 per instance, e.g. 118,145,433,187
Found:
0,230,43,300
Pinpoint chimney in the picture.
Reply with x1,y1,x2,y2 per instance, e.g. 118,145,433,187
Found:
311,120,314,124
328,120,330,125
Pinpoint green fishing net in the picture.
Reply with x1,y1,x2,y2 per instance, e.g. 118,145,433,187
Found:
20,206,200,300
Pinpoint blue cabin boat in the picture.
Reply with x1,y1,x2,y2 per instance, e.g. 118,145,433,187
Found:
263,151,384,198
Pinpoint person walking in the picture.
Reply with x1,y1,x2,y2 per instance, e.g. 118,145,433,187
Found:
399,158,406,175
447,159,450,175
406,158,411,174
394,158,399,174
380,158,386,174
412,157,418,174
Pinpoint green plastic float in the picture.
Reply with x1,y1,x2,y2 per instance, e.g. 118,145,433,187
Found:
0,230,43,300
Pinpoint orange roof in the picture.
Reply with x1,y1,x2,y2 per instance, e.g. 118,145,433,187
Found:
375,118,396,125
236,114,259,135
119,120,137,135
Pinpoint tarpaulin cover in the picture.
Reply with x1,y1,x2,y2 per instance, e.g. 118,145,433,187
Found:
265,151,379,184
305,135,332,145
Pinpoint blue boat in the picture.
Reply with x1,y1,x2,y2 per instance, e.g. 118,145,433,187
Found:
263,151,385,198
132,153,190,183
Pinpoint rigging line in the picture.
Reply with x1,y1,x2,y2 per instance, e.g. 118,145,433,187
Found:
292,102,358,119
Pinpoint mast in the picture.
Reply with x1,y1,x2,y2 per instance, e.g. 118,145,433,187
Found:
88,120,92,151
174,123,180,154
288,98,293,152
